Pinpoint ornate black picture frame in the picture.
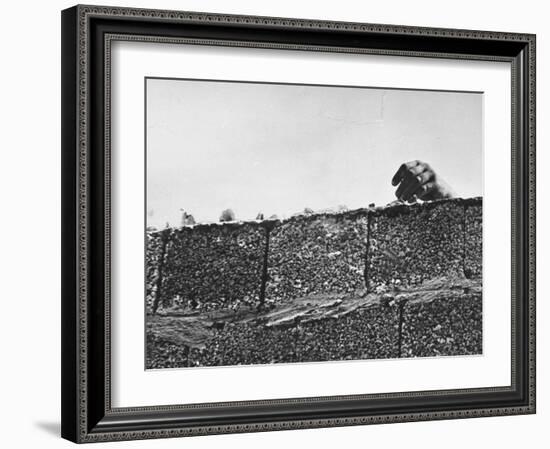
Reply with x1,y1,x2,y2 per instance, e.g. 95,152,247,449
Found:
61,4,536,443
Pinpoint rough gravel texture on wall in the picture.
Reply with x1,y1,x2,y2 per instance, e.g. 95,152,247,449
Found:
160,223,266,310
367,200,466,290
145,198,484,367
266,211,370,303
465,202,483,278
400,294,482,357
145,230,165,311
290,304,399,362
146,303,399,368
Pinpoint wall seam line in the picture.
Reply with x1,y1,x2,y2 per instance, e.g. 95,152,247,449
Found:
258,224,272,309
364,210,372,293
152,230,169,314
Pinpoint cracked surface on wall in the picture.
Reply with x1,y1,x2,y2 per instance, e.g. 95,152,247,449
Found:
145,197,482,369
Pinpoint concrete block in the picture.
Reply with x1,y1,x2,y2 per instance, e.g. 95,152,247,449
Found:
367,199,466,290
160,223,266,310
266,211,369,303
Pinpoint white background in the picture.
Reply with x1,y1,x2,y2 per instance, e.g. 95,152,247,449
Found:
0,0,545,448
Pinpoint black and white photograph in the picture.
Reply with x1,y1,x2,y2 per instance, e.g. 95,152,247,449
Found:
145,78,483,369
56,3,537,445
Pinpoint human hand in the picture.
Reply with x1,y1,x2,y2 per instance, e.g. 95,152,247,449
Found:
391,160,455,202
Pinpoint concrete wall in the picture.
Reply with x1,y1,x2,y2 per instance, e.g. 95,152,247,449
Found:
266,211,369,303
145,198,483,367
401,294,482,358
146,279,482,368
465,202,483,278
148,197,482,311
158,222,266,311
367,200,465,290
147,303,400,368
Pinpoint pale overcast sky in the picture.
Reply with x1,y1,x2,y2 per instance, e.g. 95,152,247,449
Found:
146,78,482,227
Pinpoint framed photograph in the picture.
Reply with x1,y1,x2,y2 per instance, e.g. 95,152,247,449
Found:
61,4,536,443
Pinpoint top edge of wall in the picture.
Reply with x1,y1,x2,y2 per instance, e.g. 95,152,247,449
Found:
149,196,483,235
